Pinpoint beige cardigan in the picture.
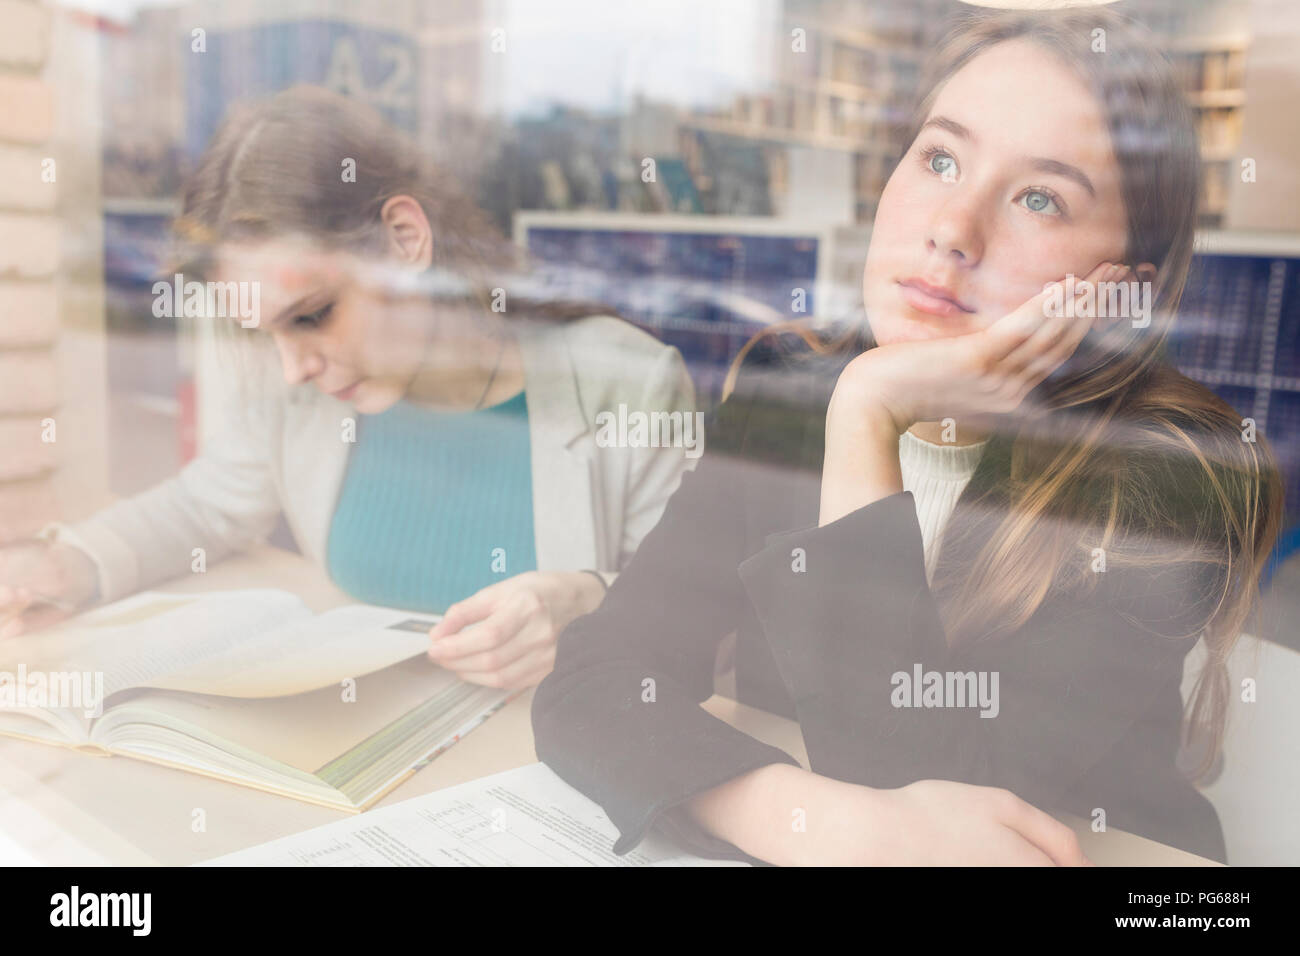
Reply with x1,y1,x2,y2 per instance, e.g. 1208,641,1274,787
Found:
41,315,699,605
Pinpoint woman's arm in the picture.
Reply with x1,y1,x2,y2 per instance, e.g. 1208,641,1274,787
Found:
422,335,702,688
736,270,1216,825
36,350,285,605
609,342,702,578
737,484,1210,807
532,352,804,858
686,763,1086,866
532,341,1088,865
818,387,903,526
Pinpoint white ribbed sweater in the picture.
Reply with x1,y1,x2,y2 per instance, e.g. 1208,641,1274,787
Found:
898,429,988,583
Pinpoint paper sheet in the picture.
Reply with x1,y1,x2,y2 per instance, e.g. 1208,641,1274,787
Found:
200,763,745,867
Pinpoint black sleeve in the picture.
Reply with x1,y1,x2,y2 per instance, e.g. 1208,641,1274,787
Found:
736,490,1210,810
531,361,802,860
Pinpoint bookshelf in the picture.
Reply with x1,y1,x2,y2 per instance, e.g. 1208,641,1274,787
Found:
673,1,1255,229
1167,33,1251,227
1170,232,1300,563
678,0,950,225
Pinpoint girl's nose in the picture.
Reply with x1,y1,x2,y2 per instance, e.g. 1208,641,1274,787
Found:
274,334,324,385
927,192,985,266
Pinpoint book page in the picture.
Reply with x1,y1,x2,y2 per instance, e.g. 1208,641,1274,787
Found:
144,605,437,698
0,592,434,703
200,763,746,867
97,655,458,772
0,590,311,702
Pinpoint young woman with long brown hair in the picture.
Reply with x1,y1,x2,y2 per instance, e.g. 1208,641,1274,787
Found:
533,8,1284,864
0,86,700,692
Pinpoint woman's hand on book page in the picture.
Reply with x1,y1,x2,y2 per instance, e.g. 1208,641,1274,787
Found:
425,571,607,689
688,764,1091,866
0,539,99,638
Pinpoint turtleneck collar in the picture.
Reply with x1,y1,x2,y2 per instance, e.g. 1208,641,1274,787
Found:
898,428,988,480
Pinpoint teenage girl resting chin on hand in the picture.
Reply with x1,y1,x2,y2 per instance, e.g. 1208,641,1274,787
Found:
532,9,1284,866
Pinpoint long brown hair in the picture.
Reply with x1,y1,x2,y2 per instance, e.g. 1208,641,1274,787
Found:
728,7,1285,776
169,85,608,325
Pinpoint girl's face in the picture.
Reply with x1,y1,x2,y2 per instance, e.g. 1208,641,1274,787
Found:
863,39,1131,345
215,238,439,415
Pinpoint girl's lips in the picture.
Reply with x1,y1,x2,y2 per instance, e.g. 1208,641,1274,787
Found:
896,279,975,318
331,381,361,400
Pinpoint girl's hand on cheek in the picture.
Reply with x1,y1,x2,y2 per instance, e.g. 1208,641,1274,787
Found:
833,259,1119,440
818,261,1117,525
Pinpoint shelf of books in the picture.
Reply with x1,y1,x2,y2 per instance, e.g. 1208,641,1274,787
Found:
1170,233,1300,570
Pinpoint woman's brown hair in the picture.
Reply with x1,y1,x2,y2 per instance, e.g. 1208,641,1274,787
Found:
727,7,1285,777
169,84,607,326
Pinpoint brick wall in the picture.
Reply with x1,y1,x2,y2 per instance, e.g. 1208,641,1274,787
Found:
0,0,59,538
0,1,109,540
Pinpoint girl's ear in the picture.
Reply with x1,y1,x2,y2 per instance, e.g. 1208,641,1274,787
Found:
379,195,433,269
1134,261,1158,282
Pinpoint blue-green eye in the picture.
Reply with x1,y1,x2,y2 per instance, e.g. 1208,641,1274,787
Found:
1019,189,1062,216
929,152,957,178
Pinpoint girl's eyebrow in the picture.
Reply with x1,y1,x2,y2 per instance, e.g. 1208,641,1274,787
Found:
922,114,1096,198
922,115,975,141
1028,157,1096,198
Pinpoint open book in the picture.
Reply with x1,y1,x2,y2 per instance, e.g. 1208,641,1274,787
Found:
0,589,511,811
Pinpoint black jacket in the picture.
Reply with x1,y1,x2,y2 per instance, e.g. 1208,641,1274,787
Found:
532,334,1226,864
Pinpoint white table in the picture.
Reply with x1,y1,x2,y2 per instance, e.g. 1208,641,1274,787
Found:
0,546,1217,866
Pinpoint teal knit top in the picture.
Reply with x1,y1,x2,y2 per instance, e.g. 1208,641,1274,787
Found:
326,390,537,613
